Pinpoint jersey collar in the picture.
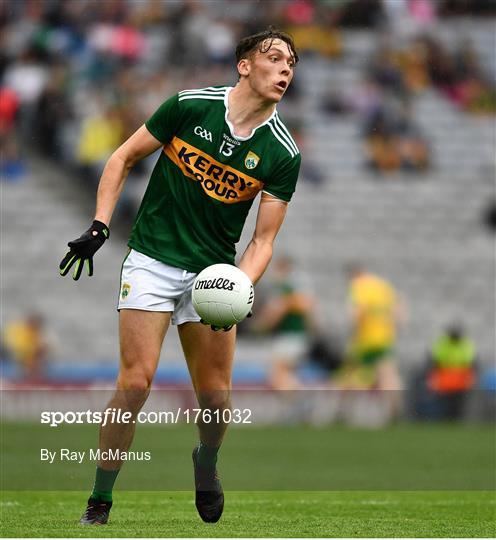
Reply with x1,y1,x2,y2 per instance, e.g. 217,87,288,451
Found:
223,86,277,141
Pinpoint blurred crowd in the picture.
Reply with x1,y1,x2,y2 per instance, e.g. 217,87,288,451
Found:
1,0,495,216
322,12,496,174
1,0,494,422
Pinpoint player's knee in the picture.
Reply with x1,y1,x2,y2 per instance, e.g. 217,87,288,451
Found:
117,369,153,393
197,389,231,411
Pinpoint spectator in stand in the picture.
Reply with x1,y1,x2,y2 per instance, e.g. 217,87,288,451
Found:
392,101,430,172
2,46,48,139
364,108,402,174
359,41,432,175
0,134,26,180
369,47,407,97
35,64,71,160
426,323,477,419
458,81,495,117
0,86,24,180
348,77,383,120
421,35,496,114
453,39,483,82
423,36,458,99
76,99,124,187
2,312,54,380
362,96,430,174
321,87,351,116
397,37,431,93
0,87,19,134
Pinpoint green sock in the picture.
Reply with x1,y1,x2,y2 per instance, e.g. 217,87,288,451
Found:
197,442,220,470
91,466,120,502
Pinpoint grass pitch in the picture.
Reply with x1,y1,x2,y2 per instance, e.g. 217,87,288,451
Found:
1,490,495,537
2,423,494,491
1,422,495,536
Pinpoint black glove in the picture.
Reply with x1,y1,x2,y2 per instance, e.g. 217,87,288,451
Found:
200,310,252,332
59,220,109,280
201,319,234,332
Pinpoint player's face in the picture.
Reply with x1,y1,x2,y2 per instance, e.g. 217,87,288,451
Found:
245,39,295,103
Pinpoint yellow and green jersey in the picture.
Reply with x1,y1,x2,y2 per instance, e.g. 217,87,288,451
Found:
349,273,397,353
128,86,301,273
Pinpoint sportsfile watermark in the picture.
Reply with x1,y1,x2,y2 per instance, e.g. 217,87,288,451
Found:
2,389,494,491
40,407,252,427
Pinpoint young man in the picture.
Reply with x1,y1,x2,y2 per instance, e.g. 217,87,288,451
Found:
254,256,315,390
342,263,405,395
332,264,405,425
59,28,300,524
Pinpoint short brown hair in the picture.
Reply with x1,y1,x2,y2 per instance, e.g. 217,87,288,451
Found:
235,27,299,65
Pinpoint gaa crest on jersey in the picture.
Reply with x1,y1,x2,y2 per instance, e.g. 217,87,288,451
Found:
244,151,260,170
121,282,131,300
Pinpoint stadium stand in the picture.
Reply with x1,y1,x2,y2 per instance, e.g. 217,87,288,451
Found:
1,5,494,387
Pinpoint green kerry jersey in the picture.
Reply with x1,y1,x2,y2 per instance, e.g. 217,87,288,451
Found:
128,86,301,273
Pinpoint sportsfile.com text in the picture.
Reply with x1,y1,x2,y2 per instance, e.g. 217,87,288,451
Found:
40,408,252,427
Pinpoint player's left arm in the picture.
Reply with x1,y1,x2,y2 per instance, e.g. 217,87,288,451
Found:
238,192,288,285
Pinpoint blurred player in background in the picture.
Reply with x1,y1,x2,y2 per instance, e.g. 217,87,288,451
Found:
337,263,406,417
253,256,315,389
59,28,300,525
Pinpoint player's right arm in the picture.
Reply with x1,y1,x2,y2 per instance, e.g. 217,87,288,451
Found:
60,125,162,280
94,125,162,226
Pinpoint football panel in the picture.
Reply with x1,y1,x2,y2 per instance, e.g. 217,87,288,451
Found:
196,301,237,327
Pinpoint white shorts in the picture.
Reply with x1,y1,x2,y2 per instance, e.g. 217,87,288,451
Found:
271,333,309,367
117,249,201,325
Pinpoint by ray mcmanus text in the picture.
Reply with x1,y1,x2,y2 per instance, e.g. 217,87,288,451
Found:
40,448,152,464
